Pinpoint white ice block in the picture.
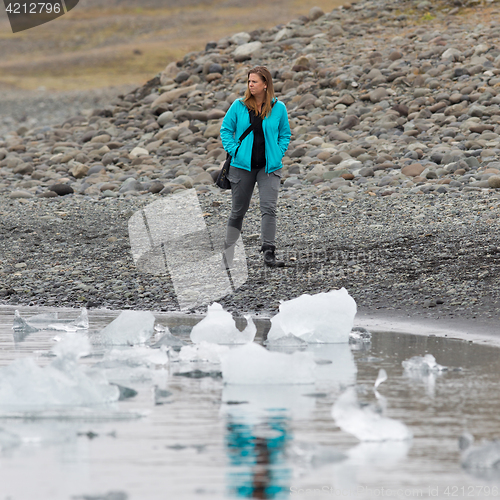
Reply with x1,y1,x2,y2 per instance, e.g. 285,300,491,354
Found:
178,341,229,363
100,310,156,345
0,335,119,409
332,387,412,442
267,288,357,343
190,303,256,344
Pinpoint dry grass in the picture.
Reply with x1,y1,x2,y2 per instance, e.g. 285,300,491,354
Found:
0,0,349,90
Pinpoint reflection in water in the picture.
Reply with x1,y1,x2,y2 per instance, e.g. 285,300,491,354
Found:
221,384,315,421
226,415,291,499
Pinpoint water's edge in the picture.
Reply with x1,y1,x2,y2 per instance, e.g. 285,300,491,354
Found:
2,304,498,348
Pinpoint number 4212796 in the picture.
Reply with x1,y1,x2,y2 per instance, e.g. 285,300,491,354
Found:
5,3,62,14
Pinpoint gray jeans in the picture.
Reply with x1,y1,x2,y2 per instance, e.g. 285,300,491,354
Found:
226,166,282,247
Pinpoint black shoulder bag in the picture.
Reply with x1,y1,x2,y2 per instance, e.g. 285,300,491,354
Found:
216,111,254,190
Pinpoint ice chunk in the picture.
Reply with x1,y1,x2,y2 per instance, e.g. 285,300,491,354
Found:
103,347,169,368
332,372,412,442
13,308,89,332
100,310,156,345
402,354,447,373
349,327,372,343
374,368,388,390
332,387,412,441
220,343,316,385
12,310,39,334
0,348,119,409
93,346,168,385
266,289,357,343
264,333,308,347
0,428,22,451
52,333,91,359
190,303,256,344
402,354,447,397
178,341,229,363
154,386,173,405
151,328,188,349
460,434,500,479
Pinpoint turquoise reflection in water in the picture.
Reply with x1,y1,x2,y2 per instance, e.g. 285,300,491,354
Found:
226,414,291,499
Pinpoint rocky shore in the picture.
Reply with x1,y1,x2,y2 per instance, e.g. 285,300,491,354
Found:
1,0,499,326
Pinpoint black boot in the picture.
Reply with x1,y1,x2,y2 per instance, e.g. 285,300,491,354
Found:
260,244,284,268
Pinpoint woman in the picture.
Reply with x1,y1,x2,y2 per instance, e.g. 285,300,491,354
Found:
220,66,291,268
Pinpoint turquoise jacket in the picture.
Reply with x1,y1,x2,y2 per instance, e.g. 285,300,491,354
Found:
220,98,291,174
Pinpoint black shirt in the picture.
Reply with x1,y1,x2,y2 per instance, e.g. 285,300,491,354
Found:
249,110,266,170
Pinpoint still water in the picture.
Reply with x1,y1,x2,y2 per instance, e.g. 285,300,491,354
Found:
0,306,499,500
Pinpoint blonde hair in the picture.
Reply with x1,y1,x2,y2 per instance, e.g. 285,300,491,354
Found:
243,66,275,118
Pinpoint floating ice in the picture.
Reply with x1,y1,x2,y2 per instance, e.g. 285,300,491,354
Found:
190,303,256,344
0,335,119,409
220,343,316,385
178,341,229,363
266,289,357,343
103,347,169,368
100,310,156,345
154,386,173,405
402,354,447,373
93,346,168,385
52,333,91,359
0,428,22,451
460,433,500,479
349,327,372,344
264,333,308,347
332,371,412,442
151,327,188,349
402,354,447,398
13,307,89,333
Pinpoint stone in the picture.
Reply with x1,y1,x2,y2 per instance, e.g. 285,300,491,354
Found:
157,111,174,126
206,109,226,120
151,84,198,108
9,190,33,199
91,134,111,143
130,147,149,158
71,164,89,179
87,164,105,175
359,167,375,177
204,122,222,138
119,178,144,193
233,42,262,57
174,71,190,84
442,48,462,60
369,88,390,103
329,130,352,142
309,6,324,21
49,184,74,196
488,176,500,189
148,182,165,194
339,115,359,130
402,164,425,177
230,32,251,45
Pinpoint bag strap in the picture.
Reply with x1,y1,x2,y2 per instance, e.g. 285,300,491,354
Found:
234,110,254,158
